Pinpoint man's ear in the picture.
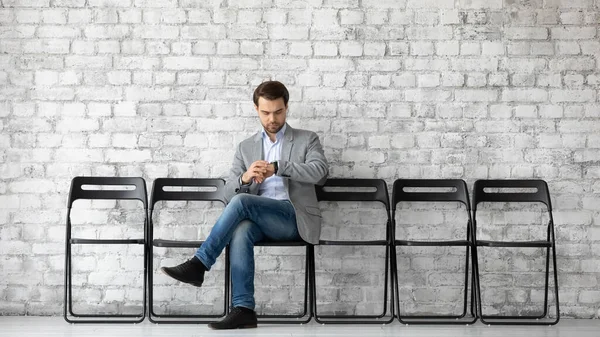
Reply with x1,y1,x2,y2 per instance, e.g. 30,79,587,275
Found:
254,104,258,112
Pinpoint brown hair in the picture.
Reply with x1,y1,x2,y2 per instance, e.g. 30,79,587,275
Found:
253,81,289,106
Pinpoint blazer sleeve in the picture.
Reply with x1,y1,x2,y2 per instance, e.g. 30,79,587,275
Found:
223,143,260,203
277,131,329,185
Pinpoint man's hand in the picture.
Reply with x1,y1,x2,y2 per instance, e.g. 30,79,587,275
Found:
242,160,269,184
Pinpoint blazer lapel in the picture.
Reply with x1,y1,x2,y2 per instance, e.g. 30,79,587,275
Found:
252,131,263,162
282,123,294,162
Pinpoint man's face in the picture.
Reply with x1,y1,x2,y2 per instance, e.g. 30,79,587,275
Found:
255,97,287,135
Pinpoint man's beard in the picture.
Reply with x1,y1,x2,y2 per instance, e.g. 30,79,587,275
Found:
265,123,283,134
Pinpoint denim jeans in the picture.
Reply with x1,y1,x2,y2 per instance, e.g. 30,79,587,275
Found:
194,193,300,310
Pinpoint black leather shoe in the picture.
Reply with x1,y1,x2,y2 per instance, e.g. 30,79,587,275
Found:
208,307,257,330
160,257,206,287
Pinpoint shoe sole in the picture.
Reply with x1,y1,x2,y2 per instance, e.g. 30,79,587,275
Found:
160,267,203,287
209,324,257,330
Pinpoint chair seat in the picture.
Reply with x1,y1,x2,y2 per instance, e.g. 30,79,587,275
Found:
71,238,144,244
395,239,471,247
153,239,204,248
477,240,551,248
153,239,309,248
319,239,388,246
255,241,307,246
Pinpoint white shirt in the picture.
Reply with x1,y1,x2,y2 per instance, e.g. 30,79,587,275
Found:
258,124,290,200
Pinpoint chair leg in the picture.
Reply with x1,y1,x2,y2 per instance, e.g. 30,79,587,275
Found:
477,245,560,325
396,245,477,325
149,247,230,324
256,245,312,324
313,245,394,324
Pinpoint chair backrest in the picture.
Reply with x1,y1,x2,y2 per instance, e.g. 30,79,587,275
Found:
67,176,148,208
472,179,552,211
315,178,390,209
392,179,470,211
150,178,226,209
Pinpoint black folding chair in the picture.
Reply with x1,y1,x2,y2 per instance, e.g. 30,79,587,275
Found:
64,176,148,323
391,179,477,324
148,178,229,323
472,179,559,325
311,178,394,324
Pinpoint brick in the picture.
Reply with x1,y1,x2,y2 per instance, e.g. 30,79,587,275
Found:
163,57,209,70
459,0,502,8
451,58,497,71
65,56,112,69
549,57,596,71
467,73,487,87
405,89,451,102
551,26,596,39
550,89,596,103
340,9,363,24
106,150,151,163
417,74,439,88
304,88,351,101
309,59,355,72
501,58,546,73
460,42,480,55
240,41,263,55
505,27,548,40
354,89,403,102
212,58,259,70
362,0,406,8
406,26,453,40
502,88,548,102
357,60,401,72
455,89,498,102
436,41,459,55
125,87,171,101
530,42,554,56
406,59,449,71
269,25,309,40
227,25,268,39
9,180,54,194
181,25,225,40
311,26,354,40
338,41,362,56
313,42,337,56
411,41,434,56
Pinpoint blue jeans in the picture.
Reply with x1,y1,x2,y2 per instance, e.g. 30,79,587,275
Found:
194,193,300,310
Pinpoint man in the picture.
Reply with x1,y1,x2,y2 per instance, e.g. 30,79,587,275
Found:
161,81,328,329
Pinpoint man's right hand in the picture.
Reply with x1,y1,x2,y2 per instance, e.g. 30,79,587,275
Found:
241,160,270,184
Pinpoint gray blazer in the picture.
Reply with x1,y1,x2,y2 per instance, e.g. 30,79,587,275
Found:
223,124,329,245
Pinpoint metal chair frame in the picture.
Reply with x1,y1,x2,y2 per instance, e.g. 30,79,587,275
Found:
64,176,148,323
471,179,560,325
391,179,477,325
311,178,395,324
148,178,230,324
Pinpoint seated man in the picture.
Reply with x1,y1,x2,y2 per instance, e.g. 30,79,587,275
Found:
161,80,328,329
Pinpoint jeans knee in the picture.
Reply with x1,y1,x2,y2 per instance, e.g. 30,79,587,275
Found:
229,193,253,208
231,220,254,246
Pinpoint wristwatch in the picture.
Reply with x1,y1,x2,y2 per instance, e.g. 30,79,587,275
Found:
271,161,278,174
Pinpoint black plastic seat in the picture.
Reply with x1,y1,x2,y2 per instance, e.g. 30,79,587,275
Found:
472,179,559,325
64,176,148,323
148,178,229,323
391,179,477,324
311,178,394,324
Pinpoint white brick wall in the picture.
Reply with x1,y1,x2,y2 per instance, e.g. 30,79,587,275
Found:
1,0,599,318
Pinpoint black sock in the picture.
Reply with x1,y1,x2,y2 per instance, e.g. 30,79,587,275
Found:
236,306,254,313
191,256,207,270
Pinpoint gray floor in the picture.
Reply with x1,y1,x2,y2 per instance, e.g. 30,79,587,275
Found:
1,317,599,337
